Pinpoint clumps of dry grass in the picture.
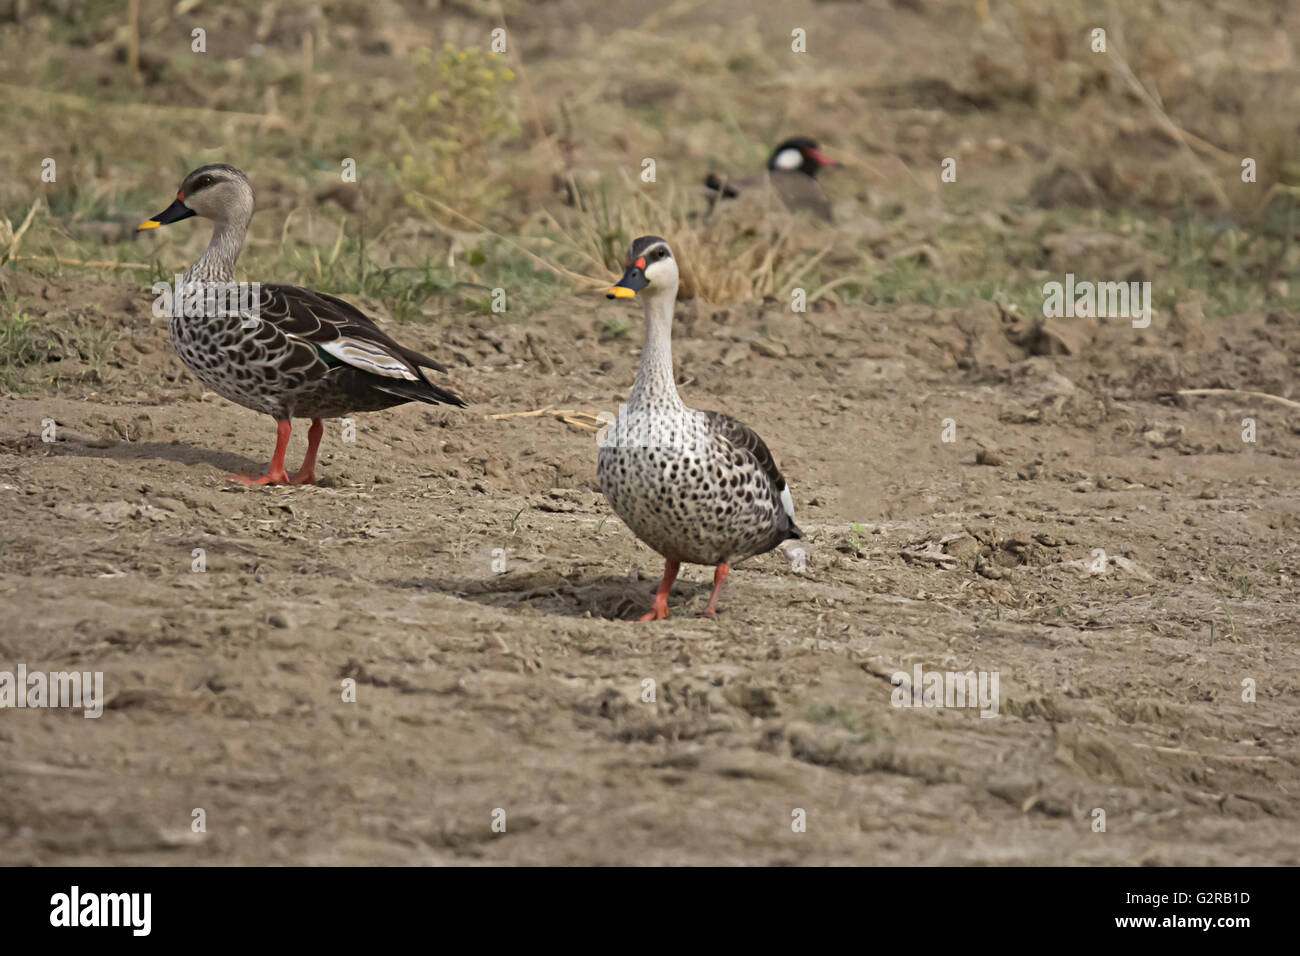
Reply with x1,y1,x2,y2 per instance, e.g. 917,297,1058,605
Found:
985,0,1300,220
526,175,859,304
0,197,41,266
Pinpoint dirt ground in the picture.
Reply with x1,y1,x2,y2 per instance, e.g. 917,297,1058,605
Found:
1,265,1297,865
2,0,1299,866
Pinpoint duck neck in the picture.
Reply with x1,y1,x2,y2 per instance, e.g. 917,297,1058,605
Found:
629,289,684,410
183,216,247,284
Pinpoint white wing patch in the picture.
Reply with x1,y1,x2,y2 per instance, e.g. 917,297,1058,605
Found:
319,338,418,379
780,482,796,521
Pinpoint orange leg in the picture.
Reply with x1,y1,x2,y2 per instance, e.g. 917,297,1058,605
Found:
698,563,731,617
638,560,680,622
229,419,292,485
291,418,324,485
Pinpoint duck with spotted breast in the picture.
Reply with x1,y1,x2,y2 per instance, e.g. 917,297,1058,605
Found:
704,136,841,222
598,236,803,620
138,164,464,485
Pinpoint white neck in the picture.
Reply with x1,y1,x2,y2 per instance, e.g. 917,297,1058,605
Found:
629,287,684,409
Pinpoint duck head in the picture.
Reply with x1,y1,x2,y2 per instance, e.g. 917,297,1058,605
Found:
606,235,678,303
138,164,255,231
768,137,839,178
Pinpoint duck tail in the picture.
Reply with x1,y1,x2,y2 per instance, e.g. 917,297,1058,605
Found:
779,482,801,540
373,377,466,408
703,173,739,199
398,345,449,374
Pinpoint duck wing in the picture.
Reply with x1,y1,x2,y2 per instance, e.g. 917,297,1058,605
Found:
703,171,832,223
768,171,833,222
703,171,749,200
701,410,802,539
256,284,464,407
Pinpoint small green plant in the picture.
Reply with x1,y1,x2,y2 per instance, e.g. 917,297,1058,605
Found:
395,44,520,220
806,704,875,742
601,316,633,339
0,311,50,391
1222,599,1237,640
849,523,869,558
79,325,120,384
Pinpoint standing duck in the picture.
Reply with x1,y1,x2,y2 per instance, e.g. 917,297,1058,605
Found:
138,164,464,485
704,136,841,222
598,236,803,620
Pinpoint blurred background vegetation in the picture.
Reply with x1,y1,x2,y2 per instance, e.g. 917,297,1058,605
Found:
0,0,1297,326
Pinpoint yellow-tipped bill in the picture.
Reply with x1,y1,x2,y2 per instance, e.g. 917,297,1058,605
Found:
137,196,196,232
606,261,650,300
